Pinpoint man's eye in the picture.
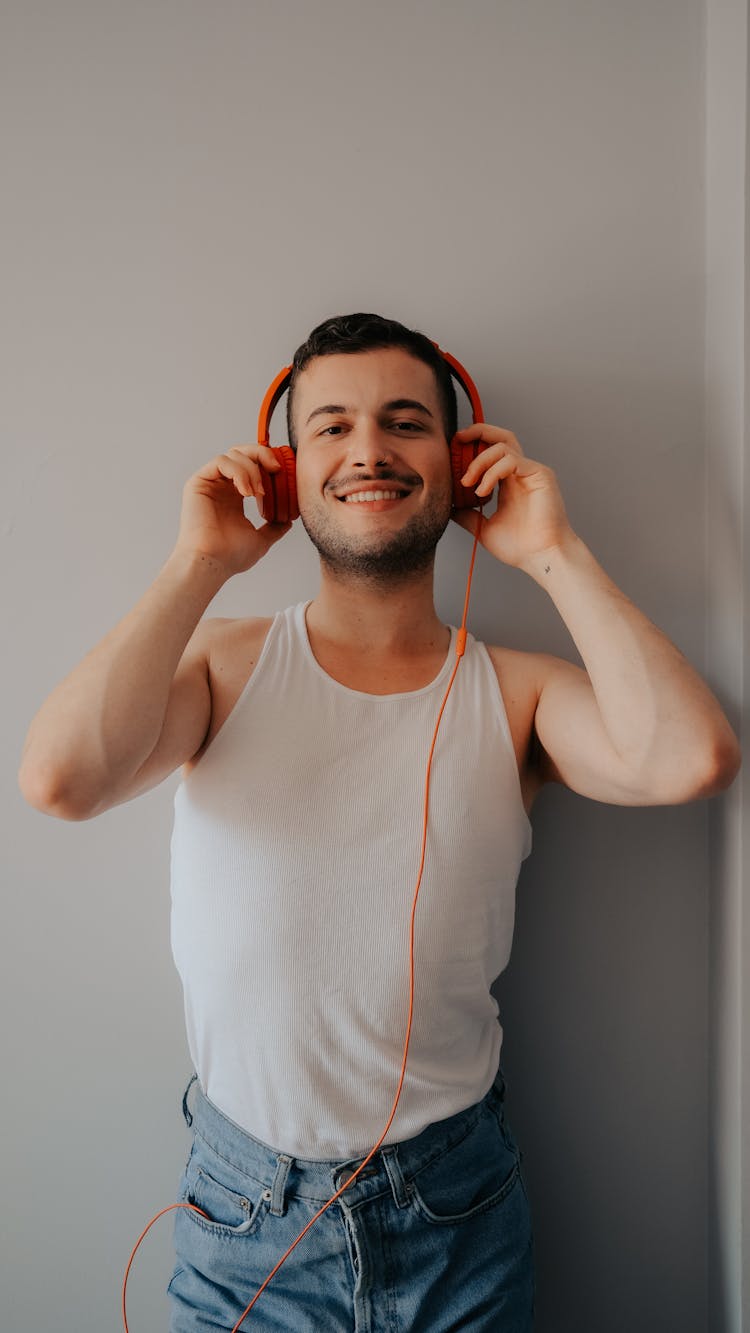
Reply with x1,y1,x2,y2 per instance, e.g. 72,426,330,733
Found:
319,422,421,436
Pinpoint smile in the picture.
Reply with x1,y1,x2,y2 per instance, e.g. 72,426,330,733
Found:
340,490,406,504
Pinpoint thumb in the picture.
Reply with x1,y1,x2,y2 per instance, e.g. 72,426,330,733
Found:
451,507,483,538
256,519,294,551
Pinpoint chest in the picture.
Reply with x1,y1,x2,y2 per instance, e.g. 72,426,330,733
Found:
189,619,541,816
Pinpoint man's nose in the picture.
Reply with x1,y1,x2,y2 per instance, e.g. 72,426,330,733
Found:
349,424,393,469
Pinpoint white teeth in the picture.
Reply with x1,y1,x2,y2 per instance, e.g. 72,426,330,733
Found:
343,490,403,503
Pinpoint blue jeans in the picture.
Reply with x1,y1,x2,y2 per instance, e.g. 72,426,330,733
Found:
168,1066,535,1331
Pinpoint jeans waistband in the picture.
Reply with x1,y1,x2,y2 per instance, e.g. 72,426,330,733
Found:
181,1067,508,1217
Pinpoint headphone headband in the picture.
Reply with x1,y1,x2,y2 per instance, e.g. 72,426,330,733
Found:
256,340,485,447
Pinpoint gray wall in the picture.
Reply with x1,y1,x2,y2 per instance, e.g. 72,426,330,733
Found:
2,2,743,1329
705,2,749,1330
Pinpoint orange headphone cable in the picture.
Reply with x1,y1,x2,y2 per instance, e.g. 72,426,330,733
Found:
122,510,485,1333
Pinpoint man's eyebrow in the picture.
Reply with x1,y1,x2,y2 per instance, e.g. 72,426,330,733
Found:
304,398,435,427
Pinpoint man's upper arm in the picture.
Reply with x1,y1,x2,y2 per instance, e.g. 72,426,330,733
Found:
530,652,666,805
97,618,216,813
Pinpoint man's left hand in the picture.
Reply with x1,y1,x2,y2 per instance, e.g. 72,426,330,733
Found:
451,424,577,570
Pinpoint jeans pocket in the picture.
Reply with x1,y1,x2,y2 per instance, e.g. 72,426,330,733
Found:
409,1105,521,1226
183,1157,268,1238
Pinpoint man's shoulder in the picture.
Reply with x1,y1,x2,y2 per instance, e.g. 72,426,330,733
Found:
481,641,589,726
201,613,277,637
482,643,597,793
199,614,278,673
184,615,282,766
478,642,547,716
482,640,576,687
481,640,547,682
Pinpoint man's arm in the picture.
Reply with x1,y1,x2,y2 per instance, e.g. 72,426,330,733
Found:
18,442,290,820
521,533,741,805
18,552,224,820
453,424,741,806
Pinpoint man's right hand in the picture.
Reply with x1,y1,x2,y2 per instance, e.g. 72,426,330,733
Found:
174,443,293,578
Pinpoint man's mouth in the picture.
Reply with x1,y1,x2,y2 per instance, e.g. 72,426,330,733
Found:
331,475,418,506
338,488,408,504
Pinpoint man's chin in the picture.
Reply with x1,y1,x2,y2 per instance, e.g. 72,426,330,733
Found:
300,507,450,584
322,545,436,585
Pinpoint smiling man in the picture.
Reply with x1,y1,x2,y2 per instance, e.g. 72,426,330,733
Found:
294,348,454,585
18,312,741,1332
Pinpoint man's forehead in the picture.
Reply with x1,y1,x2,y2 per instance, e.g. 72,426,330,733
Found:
296,348,438,414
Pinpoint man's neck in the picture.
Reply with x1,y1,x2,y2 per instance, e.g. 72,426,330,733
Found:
306,563,448,657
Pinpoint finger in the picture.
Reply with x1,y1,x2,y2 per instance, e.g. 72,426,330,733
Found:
455,424,521,449
465,451,539,493
460,453,518,497
222,450,272,499
194,454,255,494
227,443,283,472
473,455,521,496
225,444,285,504
460,443,511,486
256,444,283,471
243,458,266,498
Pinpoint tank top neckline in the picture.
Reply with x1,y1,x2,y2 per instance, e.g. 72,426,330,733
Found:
295,601,461,702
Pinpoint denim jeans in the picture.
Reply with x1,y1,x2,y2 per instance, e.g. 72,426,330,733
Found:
168,1066,535,1331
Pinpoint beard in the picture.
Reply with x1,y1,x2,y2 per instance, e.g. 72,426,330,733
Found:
299,480,453,588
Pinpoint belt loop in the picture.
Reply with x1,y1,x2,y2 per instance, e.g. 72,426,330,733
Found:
270,1154,293,1216
381,1146,410,1209
182,1073,198,1128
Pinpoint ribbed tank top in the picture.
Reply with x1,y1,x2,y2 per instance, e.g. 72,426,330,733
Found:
169,602,532,1159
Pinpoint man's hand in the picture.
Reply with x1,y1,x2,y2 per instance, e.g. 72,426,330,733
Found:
175,443,293,579
451,425,577,571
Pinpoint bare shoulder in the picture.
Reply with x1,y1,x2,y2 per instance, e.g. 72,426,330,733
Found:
200,615,275,673
183,614,275,772
483,643,577,811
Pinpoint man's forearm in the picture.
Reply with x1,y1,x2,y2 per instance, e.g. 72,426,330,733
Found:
521,532,741,783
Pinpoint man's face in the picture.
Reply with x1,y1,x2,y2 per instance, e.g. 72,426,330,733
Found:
292,347,454,585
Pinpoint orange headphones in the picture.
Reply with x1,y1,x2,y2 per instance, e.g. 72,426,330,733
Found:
253,341,487,523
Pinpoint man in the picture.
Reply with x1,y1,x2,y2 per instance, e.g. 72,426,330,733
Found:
19,312,741,1331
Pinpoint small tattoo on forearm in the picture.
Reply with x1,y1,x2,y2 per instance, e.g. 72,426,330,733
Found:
544,563,551,574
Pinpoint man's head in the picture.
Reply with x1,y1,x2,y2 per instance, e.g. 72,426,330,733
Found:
285,313,459,587
285,312,458,453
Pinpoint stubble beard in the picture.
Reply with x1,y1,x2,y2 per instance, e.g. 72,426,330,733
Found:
299,487,453,589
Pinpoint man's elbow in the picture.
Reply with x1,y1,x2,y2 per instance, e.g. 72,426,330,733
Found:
17,764,94,821
696,737,742,798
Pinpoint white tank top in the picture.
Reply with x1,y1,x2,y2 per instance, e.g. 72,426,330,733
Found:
170,602,532,1158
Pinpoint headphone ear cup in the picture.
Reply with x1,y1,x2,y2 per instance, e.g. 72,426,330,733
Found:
450,438,489,510
257,445,298,523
